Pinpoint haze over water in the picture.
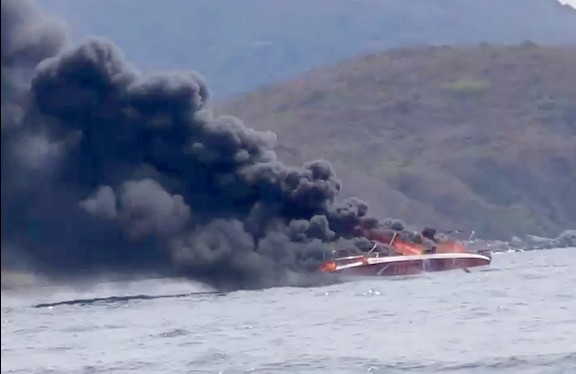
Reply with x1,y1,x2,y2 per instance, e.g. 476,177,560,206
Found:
2,247,575,373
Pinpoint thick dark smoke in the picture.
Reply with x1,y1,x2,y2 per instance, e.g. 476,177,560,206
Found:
1,0,411,290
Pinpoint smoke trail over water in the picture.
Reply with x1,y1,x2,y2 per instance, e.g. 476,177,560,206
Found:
1,0,406,290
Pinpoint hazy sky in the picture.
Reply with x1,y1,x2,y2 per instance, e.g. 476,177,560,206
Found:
559,0,575,7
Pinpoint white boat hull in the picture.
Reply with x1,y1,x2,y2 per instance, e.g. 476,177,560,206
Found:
320,251,492,277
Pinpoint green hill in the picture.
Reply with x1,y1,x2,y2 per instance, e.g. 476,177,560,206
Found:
218,43,576,240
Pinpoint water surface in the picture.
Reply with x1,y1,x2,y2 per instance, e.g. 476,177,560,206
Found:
2,248,575,373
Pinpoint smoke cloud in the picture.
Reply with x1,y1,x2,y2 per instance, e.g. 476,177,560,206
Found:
1,0,411,290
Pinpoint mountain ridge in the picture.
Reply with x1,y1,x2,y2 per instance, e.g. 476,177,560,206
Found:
39,0,576,101
218,43,576,239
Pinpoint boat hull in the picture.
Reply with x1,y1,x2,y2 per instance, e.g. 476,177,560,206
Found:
321,252,491,277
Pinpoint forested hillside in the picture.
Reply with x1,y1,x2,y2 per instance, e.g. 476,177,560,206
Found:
220,44,576,239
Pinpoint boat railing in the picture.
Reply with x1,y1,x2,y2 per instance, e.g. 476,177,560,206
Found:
366,232,398,258
333,255,369,262
366,241,379,256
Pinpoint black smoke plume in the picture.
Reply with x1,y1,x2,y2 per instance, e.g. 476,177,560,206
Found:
1,0,410,290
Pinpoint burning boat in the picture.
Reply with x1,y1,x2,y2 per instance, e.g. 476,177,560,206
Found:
318,230,492,277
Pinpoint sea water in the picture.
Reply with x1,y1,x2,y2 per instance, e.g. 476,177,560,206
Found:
2,247,575,373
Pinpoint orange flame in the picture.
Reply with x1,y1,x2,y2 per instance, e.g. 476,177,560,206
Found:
391,237,424,255
435,239,466,253
319,261,337,272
